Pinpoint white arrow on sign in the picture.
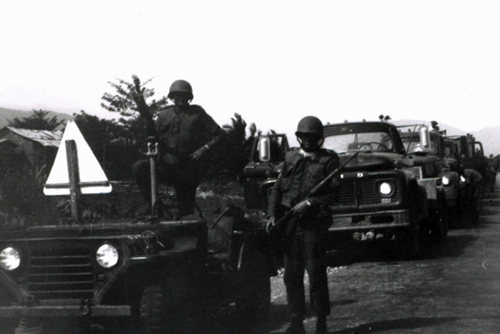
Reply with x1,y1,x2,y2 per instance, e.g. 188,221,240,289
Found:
44,120,112,196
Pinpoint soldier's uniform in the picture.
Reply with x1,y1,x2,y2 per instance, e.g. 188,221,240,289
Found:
268,145,339,333
132,80,224,217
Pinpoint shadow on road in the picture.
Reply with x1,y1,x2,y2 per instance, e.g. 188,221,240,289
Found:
420,234,478,260
325,232,478,266
331,316,459,333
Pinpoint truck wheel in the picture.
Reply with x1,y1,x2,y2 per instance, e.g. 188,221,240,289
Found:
139,285,165,334
399,223,421,259
398,186,422,259
466,185,481,225
236,272,270,333
429,191,449,243
448,205,459,229
235,249,271,333
139,279,193,334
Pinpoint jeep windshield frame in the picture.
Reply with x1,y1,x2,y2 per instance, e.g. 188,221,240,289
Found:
323,122,405,154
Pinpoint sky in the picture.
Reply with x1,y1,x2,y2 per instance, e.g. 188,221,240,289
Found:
1,0,500,144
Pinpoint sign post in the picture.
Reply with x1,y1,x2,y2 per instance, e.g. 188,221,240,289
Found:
44,121,113,221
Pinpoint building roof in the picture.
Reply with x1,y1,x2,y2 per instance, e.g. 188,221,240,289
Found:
4,126,62,147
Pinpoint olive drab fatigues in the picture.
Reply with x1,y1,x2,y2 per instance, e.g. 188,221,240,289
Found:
132,104,223,217
268,148,340,320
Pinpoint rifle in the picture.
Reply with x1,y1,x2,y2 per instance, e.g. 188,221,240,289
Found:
269,151,360,245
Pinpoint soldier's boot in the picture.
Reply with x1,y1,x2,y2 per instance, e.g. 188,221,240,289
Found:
316,316,327,334
285,316,305,334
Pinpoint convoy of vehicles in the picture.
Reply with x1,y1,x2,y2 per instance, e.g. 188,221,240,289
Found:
244,120,492,255
0,117,493,334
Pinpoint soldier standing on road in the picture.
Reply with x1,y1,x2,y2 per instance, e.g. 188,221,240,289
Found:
132,79,225,218
266,116,340,334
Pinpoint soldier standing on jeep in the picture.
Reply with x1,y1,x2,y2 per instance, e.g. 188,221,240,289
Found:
266,116,340,334
132,79,225,217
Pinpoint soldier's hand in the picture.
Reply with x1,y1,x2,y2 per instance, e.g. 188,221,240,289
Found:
189,145,209,161
265,217,276,235
292,200,311,214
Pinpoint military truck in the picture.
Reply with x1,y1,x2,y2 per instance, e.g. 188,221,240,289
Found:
398,124,455,235
321,121,429,254
0,122,275,334
443,136,483,225
242,134,289,212
446,133,488,180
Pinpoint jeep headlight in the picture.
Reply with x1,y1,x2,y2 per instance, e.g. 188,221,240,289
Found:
379,182,393,196
96,244,119,268
0,247,21,271
442,176,450,186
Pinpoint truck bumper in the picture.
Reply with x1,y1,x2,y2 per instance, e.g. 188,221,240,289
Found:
329,209,412,232
0,305,131,317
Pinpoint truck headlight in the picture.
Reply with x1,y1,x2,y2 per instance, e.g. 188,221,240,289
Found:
0,247,21,271
96,244,119,268
379,182,393,196
442,176,450,186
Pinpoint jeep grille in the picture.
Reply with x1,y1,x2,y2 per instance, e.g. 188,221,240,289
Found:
27,247,94,300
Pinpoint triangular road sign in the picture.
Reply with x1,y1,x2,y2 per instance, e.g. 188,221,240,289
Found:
44,120,112,195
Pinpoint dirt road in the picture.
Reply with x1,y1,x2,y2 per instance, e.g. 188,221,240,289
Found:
268,176,500,334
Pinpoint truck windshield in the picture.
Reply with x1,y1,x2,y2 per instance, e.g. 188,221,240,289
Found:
401,134,438,155
323,126,394,153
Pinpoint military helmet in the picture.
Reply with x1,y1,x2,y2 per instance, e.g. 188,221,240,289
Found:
168,80,193,100
295,116,324,138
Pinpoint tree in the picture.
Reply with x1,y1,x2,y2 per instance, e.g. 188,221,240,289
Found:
73,111,137,180
101,75,169,142
206,113,261,181
8,110,64,130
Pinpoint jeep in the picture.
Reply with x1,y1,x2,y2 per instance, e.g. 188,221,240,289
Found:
0,123,275,334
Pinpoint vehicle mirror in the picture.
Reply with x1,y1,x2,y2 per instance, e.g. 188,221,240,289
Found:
258,136,271,162
419,126,430,153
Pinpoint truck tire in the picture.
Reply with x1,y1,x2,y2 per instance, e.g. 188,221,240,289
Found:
139,277,194,334
429,191,449,243
398,185,422,259
139,285,165,334
235,270,270,333
448,205,459,229
235,243,271,333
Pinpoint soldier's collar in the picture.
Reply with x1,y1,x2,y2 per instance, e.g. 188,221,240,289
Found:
299,149,317,159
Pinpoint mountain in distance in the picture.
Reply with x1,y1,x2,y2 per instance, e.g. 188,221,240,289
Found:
391,119,499,156
0,107,74,129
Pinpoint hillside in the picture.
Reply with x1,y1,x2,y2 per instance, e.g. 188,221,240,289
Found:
0,107,73,129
